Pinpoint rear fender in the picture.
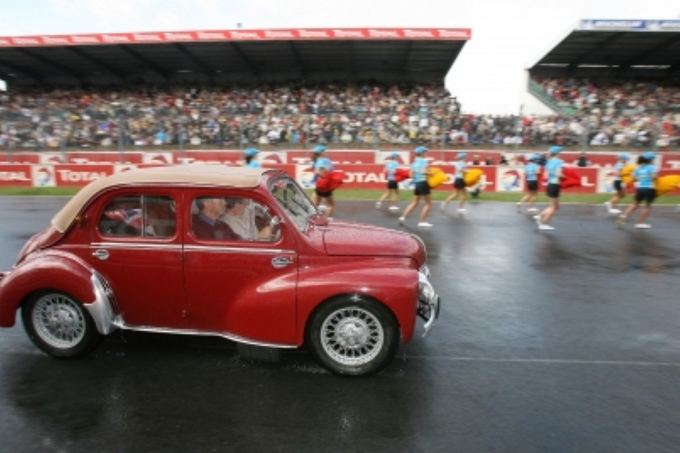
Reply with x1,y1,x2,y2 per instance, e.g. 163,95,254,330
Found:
0,251,117,335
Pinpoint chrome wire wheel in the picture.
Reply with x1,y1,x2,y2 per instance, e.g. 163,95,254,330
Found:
320,306,385,367
31,293,87,350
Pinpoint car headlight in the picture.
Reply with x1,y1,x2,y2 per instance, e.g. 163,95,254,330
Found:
418,273,435,302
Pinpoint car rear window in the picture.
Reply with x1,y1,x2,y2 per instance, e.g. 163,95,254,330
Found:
99,195,176,238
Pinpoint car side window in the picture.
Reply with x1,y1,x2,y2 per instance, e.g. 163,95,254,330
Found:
99,195,176,238
191,195,280,243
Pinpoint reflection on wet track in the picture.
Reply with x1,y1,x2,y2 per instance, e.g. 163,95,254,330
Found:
1,197,679,452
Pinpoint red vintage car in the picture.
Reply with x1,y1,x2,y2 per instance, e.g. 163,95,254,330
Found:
0,165,439,375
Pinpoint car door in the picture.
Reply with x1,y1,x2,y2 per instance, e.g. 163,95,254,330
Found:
183,189,298,346
85,189,186,329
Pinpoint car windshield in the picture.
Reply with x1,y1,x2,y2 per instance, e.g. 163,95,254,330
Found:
268,176,318,231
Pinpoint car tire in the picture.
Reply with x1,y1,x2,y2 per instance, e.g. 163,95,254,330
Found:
306,297,399,376
21,291,101,358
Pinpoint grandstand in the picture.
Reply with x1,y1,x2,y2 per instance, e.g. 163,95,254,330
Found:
526,19,680,149
0,28,470,150
1,23,679,151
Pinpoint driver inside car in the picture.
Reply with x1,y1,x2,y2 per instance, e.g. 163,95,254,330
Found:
221,197,277,241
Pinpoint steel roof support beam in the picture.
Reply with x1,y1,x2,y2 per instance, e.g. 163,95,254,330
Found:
0,60,42,83
440,44,464,84
229,42,259,82
16,48,82,82
67,47,126,81
349,41,355,82
567,32,623,73
619,35,680,71
0,70,15,80
400,41,414,78
173,43,214,78
118,45,168,81
669,61,680,77
288,42,306,78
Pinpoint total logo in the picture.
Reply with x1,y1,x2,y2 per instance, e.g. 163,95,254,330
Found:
56,169,110,183
32,165,56,187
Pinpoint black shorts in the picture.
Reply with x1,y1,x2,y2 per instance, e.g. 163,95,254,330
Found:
414,180,431,196
613,180,624,193
453,177,465,189
546,183,560,198
387,180,398,190
527,180,538,192
635,188,656,204
315,189,333,198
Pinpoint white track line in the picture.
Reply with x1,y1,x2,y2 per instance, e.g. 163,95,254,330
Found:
403,355,680,367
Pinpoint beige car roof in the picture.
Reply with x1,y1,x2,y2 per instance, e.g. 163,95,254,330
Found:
52,165,269,233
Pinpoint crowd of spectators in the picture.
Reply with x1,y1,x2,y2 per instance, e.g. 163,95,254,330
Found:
0,84,460,149
533,77,680,147
0,80,678,149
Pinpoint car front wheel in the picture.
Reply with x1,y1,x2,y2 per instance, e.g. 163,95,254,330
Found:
307,298,399,376
22,291,101,358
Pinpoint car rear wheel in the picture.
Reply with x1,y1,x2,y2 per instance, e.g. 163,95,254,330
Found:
22,291,101,358
307,297,399,376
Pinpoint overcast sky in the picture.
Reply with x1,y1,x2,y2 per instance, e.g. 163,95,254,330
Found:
1,0,679,113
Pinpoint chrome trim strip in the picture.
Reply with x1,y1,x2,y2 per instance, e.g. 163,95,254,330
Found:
85,273,118,335
90,242,183,251
418,270,440,337
184,245,295,255
422,296,440,336
112,318,297,349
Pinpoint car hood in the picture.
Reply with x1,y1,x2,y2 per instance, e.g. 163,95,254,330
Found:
322,221,426,266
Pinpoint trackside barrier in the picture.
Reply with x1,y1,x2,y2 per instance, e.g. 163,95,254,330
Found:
2,150,680,167
3,163,678,194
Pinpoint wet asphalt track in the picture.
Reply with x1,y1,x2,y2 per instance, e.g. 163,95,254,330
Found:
1,196,680,452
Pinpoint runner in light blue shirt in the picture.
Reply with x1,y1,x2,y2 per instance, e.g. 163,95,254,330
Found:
442,151,469,213
399,146,434,228
243,148,261,169
310,144,336,218
618,150,658,229
376,152,402,211
605,152,630,214
536,146,564,231
517,153,541,213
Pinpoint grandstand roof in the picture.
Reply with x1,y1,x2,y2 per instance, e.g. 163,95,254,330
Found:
529,19,680,79
0,28,470,87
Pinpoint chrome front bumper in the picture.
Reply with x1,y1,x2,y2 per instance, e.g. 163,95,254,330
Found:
417,266,440,336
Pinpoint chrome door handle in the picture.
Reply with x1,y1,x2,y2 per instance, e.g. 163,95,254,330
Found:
92,249,110,261
271,256,294,268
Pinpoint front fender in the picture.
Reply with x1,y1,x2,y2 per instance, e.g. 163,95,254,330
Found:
297,257,419,345
0,250,117,335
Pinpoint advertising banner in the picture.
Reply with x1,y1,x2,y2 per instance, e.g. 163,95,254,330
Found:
0,165,33,186
53,164,115,187
66,152,146,164
287,150,378,165
175,150,243,165
497,166,598,193
0,28,471,48
0,153,41,164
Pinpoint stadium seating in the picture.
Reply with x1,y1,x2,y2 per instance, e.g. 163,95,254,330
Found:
1,81,678,149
